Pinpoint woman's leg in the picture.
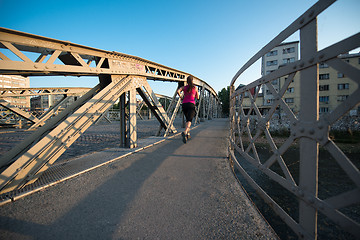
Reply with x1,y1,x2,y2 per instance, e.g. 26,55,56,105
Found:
185,121,191,134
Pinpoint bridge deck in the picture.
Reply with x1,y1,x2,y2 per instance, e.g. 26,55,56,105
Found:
0,119,277,239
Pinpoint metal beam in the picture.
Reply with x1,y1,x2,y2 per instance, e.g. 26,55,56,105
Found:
298,16,319,239
0,99,39,123
0,27,218,99
0,87,90,97
0,75,132,194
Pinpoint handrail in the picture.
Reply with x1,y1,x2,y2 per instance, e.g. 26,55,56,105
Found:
229,0,360,239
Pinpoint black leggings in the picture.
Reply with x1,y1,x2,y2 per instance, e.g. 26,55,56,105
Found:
182,102,196,122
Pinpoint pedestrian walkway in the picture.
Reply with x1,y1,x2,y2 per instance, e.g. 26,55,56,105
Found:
0,119,278,239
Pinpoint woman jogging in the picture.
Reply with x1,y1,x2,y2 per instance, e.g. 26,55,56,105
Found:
177,75,199,143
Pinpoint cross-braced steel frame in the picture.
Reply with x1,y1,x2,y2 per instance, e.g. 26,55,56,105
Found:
229,0,359,239
0,27,220,195
0,87,90,128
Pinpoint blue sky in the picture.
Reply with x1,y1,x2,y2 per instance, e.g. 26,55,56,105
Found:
0,0,359,96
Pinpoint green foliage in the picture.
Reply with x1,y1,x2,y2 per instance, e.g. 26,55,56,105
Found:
218,86,230,117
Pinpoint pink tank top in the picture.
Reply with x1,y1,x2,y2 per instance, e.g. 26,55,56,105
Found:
183,85,196,104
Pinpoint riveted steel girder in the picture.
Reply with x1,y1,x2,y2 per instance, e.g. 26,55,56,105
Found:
0,99,39,123
0,87,90,97
0,28,218,100
0,75,132,194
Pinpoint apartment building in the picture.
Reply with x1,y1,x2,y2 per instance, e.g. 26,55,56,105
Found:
261,41,299,106
241,46,360,116
30,95,78,112
0,75,30,109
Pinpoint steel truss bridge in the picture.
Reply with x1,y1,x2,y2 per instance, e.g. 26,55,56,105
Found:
0,87,175,126
0,27,220,196
229,0,359,239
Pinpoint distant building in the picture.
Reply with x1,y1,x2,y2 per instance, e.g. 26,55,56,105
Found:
30,95,79,112
261,41,299,107
0,75,30,109
240,43,360,116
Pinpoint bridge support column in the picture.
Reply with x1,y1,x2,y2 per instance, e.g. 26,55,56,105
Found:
119,87,137,149
119,93,127,148
129,87,137,148
299,17,319,239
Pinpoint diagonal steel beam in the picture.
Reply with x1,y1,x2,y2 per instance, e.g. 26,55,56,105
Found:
0,75,132,194
28,95,71,129
141,81,176,134
0,99,39,123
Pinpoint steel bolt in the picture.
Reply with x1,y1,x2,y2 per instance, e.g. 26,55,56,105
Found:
309,128,315,135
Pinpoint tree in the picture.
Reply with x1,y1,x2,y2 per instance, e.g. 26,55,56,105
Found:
218,86,230,117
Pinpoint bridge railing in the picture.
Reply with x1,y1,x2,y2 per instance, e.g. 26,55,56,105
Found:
229,0,359,239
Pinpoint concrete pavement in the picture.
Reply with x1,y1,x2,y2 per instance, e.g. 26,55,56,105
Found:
0,119,278,239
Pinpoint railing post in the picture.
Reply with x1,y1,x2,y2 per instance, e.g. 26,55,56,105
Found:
299,17,319,239
229,85,235,163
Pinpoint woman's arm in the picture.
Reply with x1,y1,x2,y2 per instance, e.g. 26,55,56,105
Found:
177,86,184,99
195,87,200,100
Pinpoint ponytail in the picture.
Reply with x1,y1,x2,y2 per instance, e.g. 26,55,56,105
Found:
187,75,194,93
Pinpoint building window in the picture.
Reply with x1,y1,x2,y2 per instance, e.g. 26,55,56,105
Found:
266,50,278,57
285,98,294,103
283,58,295,64
338,72,345,78
319,107,329,113
358,58,360,64
287,87,294,93
319,73,330,80
266,70,275,75
338,83,349,90
337,95,348,102
319,85,329,91
266,60,278,66
319,96,329,102
283,47,295,54
266,99,275,104
319,63,329,68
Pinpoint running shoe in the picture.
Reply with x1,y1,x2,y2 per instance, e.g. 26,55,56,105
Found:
181,132,187,143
